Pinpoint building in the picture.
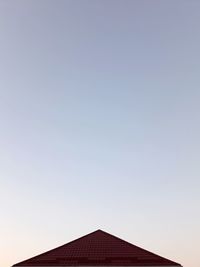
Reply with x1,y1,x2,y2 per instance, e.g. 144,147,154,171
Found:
13,229,181,267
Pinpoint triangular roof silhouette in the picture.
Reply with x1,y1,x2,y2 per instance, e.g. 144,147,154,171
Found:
13,230,181,266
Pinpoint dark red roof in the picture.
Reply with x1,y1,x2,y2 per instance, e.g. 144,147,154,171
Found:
13,230,181,267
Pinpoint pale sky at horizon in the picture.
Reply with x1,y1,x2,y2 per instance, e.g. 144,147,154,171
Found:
0,1,199,267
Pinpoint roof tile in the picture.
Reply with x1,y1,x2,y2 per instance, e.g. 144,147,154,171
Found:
13,230,181,267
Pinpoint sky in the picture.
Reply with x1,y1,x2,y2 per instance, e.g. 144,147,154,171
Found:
0,1,199,267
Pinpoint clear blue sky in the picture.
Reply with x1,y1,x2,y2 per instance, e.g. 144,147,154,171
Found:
0,1,199,267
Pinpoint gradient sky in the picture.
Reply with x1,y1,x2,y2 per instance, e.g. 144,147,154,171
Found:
0,1,200,267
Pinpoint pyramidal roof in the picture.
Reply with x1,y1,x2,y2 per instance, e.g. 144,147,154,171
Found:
13,230,181,267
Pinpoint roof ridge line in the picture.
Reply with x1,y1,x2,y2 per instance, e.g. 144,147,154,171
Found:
13,230,100,267
97,230,181,266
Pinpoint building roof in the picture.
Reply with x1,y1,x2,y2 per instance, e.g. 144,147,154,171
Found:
13,229,181,267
